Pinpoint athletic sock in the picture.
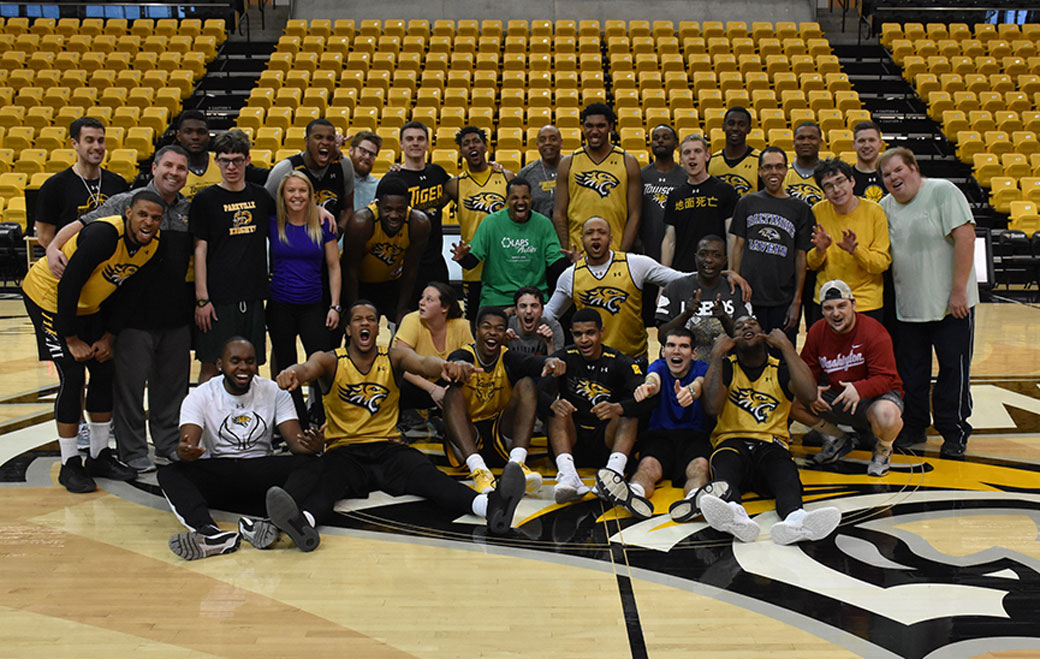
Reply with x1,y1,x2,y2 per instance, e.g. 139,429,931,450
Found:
303,511,316,528
630,482,645,497
555,453,578,479
471,493,489,517
465,453,489,474
606,452,628,474
783,508,807,525
58,436,79,464
88,421,112,458
508,447,528,464
812,420,842,437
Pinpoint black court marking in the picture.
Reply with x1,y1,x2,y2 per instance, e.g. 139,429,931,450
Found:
611,542,649,659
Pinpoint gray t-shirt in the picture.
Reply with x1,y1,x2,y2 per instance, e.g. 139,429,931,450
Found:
353,173,379,211
656,274,752,357
640,163,688,261
517,159,558,220
729,191,815,306
507,314,564,357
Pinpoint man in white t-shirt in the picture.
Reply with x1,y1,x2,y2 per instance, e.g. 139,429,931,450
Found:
159,337,326,560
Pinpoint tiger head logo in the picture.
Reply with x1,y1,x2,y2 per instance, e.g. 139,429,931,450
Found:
718,173,752,196
370,242,403,266
728,387,780,423
575,170,621,198
316,189,339,212
578,286,629,314
575,379,612,406
467,374,501,403
101,263,139,286
864,184,885,203
758,226,781,241
463,192,505,214
339,382,390,415
232,209,253,227
786,183,823,205
652,191,668,208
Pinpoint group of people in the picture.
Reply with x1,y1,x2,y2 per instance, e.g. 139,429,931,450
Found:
21,99,979,555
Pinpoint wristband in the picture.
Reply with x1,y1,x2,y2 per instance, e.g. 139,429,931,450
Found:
196,298,210,307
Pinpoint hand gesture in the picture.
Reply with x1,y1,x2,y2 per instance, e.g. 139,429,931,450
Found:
66,336,93,362
176,435,205,461
325,307,340,330
561,243,582,263
276,368,301,391
832,381,861,414
837,229,858,254
809,385,833,414
550,397,577,416
541,357,566,377
674,379,696,407
297,423,326,454
711,332,737,358
633,379,659,402
504,327,519,342
430,385,447,408
811,223,833,252
489,160,504,173
949,287,970,318
441,360,479,383
387,162,403,173
590,401,622,420
724,271,753,303
765,328,793,350
451,240,471,262
710,293,727,319
687,288,703,314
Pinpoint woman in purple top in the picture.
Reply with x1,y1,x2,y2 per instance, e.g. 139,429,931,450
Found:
267,171,341,421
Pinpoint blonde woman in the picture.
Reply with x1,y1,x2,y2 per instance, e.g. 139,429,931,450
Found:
268,171,341,421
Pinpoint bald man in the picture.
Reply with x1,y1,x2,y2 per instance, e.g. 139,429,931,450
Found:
518,125,563,219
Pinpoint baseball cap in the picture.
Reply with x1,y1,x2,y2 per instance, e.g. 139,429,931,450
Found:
820,279,854,301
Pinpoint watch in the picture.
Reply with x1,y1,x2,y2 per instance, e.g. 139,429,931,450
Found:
196,299,210,307
330,304,342,312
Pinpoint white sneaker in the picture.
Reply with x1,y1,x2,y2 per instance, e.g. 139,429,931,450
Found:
553,472,591,504
770,507,842,545
700,495,760,542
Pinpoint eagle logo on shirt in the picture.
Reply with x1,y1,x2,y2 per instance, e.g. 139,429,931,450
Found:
370,242,403,266
578,286,629,314
339,382,390,415
463,192,505,214
101,263,139,286
219,410,268,450
718,173,752,196
786,183,823,205
574,379,612,406
575,170,621,198
729,387,780,423
757,226,781,241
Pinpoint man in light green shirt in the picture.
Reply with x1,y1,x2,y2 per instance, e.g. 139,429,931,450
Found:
878,147,977,458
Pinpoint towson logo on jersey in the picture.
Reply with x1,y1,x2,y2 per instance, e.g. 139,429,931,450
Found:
729,387,779,423
463,192,505,214
578,286,629,314
101,263,139,286
574,379,612,406
338,383,390,414
575,170,621,198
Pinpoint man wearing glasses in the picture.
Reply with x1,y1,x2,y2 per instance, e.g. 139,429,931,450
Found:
191,130,276,383
348,131,382,210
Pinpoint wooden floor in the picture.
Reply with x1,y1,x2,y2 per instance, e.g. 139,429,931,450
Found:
2,297,1040,658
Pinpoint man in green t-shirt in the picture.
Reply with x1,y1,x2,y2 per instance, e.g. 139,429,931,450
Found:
452,177,570,308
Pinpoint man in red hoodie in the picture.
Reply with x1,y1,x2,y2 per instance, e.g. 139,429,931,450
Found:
793,279,903,476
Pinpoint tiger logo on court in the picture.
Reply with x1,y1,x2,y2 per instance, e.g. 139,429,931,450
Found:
729,387,779,423
101,263,139,286
786,183,823,205
574,379,612,406
578,286,629,314
575,170,621,198
757,226,781,241
463,192,505,214
718,173,752,196
339,382,390,414
370,242,403,266
219,410,268,450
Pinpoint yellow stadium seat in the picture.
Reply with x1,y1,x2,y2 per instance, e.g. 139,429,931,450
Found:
1003,153,1031,178
13,148,47,175
324,107,350,134
956,131,985,163
125,127,154,154
34,126,64,152
988,176,1020,213
1009,200,1040,232
111,106,140,131
984,130,1013,156
768,129,794,151
0,172,28,198
1013,132,1040,156
1019,177,1040,204
46,148,75,173
973,153,1002,186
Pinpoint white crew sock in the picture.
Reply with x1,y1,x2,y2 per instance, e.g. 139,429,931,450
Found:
555,453,578,479
471,493,489,517
465,453,488,473
58,436,79,464
508,447,528,464
630,482,645,497
606,451,628,474
303,511,316,528
88,421,112,458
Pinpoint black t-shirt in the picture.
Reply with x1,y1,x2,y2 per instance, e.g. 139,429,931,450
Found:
547,345,647,427
729,191,815,306
382,164,450,264
36,167,129,231
663,176,738,272
188,183,273,303
852,167,885,204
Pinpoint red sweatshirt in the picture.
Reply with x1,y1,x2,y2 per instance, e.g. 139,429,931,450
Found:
800,313,903,399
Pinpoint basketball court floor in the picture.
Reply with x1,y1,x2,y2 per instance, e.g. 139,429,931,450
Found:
1,297,1038,658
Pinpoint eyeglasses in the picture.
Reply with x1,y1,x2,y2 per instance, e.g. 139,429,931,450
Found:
216,156,247,167
353,145,378,158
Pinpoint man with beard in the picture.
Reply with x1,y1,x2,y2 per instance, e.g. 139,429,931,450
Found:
276,300,526,535
344,177,430,325
708,107,759,198
451,177,566,309
443,307,566,494
697,315,842,544
518,125,562,218
851,120,886,203
784,122,825,206
348,130,382,210
506,286,564,356
554,103,642,252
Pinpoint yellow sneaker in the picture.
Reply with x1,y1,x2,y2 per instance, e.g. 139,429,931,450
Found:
519,461,542,493
471,467,496,494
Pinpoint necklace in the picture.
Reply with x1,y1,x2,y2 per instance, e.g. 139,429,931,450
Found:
538,159,557,206
72,164,102,211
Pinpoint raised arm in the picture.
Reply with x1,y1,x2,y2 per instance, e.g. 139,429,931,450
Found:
276,349,339,395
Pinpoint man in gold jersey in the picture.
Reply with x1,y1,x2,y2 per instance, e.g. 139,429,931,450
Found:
553,103,642,253
173,110,271,199
708,106,760,198
442,126,514,319
276,301,526,535
691,315,842,544
344,177,430,326
443,307,566,494
784,122,825,206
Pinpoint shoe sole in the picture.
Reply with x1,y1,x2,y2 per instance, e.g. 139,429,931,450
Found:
58,472,97,494
168,531,240,560
487,462,524,535
267,486,320,553
668,498,699,523
701,495,760,542
626,493,654,519
594,468,630,506
238,517,279,549
771,507,842,545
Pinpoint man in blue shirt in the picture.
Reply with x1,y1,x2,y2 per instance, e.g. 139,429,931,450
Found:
349,131,382,210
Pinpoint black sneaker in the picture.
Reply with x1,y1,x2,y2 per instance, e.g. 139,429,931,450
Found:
168,529,241,560
266,486,320,552
595,468,654,519
486,461,524,535
940,441,967,460
893,427,927,449
58,457,97,493
668,497,700,523
85,447,137,481
801,429,825,446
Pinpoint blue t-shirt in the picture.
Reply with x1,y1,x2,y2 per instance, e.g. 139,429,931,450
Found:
268,218,336,304
647,358,710,431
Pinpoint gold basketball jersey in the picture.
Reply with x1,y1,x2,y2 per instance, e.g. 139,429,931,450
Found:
456,168,508,282
710,355,791,448
783,168,824,206
22,215,160,315
572,252,645,359
323,347,401,449
708,148,760,197
458,345,513,422
567,146,629,249
359,202,412,283
183,153,223,200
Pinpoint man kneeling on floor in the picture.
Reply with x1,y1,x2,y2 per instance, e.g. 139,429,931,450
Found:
696,316,842,544
161,337,326,560
276,300,524,535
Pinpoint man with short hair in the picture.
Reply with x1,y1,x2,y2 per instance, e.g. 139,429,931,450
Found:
661,134,739,271
161,337,326,560
35,117,129,248
443,306,566,494
265,118,355,233
708,106,759,197
807,158,891,326
640,124,686,263
878,147,978,458
349,130,383,210
168,110,269,199
784,122,825,206
793,280,904,476
344,176,430,325
730,147,815,343
192,130,275,383
506,286,564,356
851,120,886,203
451,177,566,309
554,103,642,252
517,124,563,218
